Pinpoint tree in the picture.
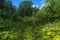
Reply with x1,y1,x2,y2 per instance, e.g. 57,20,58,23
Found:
18,0,33,17
41,0,57,22
0,0,6,10
32,5,39,16
0,0,17,20
53,0,60,18
5,0,17,14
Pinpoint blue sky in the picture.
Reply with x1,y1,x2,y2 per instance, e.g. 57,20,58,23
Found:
11,0,45,8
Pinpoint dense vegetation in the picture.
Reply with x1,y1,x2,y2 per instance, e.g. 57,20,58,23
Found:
0,0,60,40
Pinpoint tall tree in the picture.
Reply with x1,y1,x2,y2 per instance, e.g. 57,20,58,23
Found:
0,0,17,20
44,0,60,22
18,0,33,17
53,0,60,18
5,0,17,14
0,0,6,10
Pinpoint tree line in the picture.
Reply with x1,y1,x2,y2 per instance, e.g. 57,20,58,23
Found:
0,0,60,40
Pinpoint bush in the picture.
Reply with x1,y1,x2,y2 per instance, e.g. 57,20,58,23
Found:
0,31,17,40
41,21,60,40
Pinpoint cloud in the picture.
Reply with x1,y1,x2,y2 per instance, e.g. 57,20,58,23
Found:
32,2,45,9
41,3,45,7
32,5,39,8
39,3,45,9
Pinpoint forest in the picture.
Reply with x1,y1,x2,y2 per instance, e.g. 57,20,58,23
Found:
0,0,60,40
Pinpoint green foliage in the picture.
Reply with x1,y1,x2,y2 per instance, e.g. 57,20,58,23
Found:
19,21,60,40
53,0,60,17
0,0,60,40
41,21,60,40
0,31,17,40
23,27,34,40
18,0,33,17
0,0,6,10
5,0,17,14
21,17,36,26
0,17,4,28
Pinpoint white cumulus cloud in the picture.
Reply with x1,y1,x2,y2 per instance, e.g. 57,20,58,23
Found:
39,3,45,9
32,5,39,8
